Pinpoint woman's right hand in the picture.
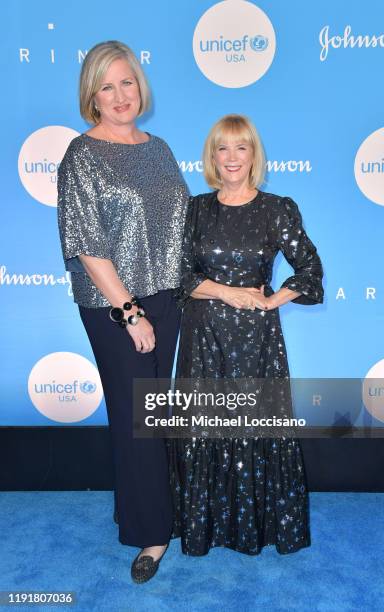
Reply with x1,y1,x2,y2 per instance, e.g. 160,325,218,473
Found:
220,285,269,311
126,316,156,352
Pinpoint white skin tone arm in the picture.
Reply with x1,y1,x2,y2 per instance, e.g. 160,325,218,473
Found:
190,279,300,310
79,255,155,353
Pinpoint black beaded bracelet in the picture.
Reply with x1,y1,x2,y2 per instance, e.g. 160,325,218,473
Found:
126,296,145,318
109,307,125,323
109,296,145,327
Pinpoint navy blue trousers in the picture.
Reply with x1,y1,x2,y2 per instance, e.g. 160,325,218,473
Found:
79,289,180,547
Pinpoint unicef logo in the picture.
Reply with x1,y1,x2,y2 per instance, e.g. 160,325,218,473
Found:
80,381,97,394
362,359,384,423
354,128,384,207
250,35,268,52
193,1,276,88
28,352,103,423
18,126,80,207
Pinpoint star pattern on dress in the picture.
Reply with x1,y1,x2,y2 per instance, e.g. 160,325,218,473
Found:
168,190,322,556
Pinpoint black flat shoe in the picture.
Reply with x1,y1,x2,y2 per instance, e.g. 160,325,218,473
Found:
131,547,168,584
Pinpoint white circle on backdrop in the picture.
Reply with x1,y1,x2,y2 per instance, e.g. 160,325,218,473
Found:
354,127,384,206
192,0,276,88
362,359,384,423
28,352,103,423
18,126,80,207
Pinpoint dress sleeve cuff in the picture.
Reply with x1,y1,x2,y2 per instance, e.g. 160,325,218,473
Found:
175,273,207,308
281,275,324,305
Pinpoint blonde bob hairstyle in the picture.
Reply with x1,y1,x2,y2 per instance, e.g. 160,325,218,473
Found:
79,40,151,125
203,114,266,190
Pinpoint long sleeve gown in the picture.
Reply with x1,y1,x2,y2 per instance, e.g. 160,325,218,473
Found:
167,190,323,556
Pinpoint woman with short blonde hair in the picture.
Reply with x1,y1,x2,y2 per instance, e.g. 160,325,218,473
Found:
203,113,266,189
79,40,151,124
168,113,323,558
58,40,189,584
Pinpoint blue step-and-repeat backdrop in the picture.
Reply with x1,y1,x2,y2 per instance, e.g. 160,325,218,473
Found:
1,0,383,427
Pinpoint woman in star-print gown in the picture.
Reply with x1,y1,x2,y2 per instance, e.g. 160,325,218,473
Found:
167,115,323,556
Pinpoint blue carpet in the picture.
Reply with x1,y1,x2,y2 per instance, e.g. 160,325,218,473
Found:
0,492,383,611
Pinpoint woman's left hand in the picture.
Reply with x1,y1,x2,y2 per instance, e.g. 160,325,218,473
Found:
250,285,277,311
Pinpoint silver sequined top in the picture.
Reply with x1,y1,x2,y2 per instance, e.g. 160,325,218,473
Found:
57,133,189,307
